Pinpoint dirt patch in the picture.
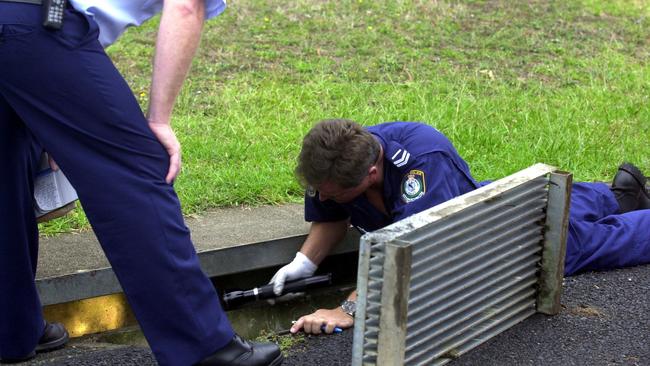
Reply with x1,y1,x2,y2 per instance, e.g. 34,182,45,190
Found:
568,304,606,318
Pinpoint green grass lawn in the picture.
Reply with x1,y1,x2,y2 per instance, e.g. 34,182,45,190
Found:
40,0,650,235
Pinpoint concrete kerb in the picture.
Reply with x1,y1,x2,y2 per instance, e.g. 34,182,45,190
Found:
36,203,361,337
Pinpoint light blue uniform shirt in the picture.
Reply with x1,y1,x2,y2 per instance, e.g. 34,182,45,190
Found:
68,0,226,47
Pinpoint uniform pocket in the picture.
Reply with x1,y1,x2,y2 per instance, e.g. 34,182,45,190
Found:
51,9,99,49
0,23,36,38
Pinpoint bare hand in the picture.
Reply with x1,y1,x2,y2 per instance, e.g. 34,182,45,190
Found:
148,122,181,184
290,308,354,335
48,154,59,171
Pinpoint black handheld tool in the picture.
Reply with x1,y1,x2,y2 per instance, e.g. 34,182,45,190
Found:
43,0,66,30
222,273,332,310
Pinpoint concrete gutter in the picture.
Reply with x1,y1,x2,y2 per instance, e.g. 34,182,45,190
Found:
37,203,359,305
36,204,360,337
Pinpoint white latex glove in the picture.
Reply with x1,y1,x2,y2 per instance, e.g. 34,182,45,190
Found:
270,252,317,296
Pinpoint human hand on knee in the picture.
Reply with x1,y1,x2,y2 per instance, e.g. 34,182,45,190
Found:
148,122,182,184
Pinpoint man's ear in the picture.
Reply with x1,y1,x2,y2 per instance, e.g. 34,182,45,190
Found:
368,165,379,182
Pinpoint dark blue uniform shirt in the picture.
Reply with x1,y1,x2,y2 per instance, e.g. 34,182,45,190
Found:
304,122,480,232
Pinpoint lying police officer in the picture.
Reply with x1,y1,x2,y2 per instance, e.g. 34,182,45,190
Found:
0,1,282,365
269,119,650,335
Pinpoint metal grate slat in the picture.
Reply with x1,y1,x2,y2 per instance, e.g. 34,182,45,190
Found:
407,255,540,327
410,197,546,268
409,220,544,291
407,286,537,362
400,177,548,244
406,275,538,352
407,269,536,349
408,296,537,365
408,235,542,308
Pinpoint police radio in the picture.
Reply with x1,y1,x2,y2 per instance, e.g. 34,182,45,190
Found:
43,0,66,30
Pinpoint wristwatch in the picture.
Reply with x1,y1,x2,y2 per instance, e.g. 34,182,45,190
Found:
340,299,356,317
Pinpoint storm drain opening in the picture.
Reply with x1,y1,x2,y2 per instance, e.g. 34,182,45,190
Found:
352,163,572,366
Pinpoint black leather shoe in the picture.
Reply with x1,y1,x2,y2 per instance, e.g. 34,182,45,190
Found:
0,322,69,364
611,163,650,213
196,334,283,366
35,322,69,353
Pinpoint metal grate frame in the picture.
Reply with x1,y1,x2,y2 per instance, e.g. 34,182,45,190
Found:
352,163,572,365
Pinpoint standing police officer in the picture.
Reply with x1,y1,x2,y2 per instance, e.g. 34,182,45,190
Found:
271,119,650,335
0,1,282,365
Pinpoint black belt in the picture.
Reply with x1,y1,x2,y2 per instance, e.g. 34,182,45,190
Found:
0,0,74,8
0,0,70,30
0,0,43,4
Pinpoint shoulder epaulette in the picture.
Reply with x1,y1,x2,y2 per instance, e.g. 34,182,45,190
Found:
390,148,411,168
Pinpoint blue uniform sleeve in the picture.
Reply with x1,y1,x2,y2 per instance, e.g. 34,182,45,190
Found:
205,0,227,20
392,152,478,222
304,191,350,223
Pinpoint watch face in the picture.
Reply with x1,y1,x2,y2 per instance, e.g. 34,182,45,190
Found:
341,300,356,315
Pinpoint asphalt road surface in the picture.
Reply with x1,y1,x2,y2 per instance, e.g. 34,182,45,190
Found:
24,264,649,365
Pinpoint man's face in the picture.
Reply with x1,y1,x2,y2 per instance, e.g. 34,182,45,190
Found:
315,178,370,204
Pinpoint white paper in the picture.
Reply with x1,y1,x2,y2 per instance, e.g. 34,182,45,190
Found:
34,153,78,218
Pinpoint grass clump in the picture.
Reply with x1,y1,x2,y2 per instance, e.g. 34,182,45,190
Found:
255,330,306,355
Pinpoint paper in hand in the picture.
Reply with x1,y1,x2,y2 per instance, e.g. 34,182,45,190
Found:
34,153,78,218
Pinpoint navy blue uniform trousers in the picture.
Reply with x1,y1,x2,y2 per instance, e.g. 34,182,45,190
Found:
566,182,650,275
0,4,234,365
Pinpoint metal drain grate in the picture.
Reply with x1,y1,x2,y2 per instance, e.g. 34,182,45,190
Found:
352,163,572,365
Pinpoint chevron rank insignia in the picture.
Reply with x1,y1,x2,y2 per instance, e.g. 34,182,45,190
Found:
390,148,411,168
401,170,426,203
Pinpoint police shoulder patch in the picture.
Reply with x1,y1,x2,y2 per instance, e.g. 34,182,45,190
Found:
401,169,426,203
